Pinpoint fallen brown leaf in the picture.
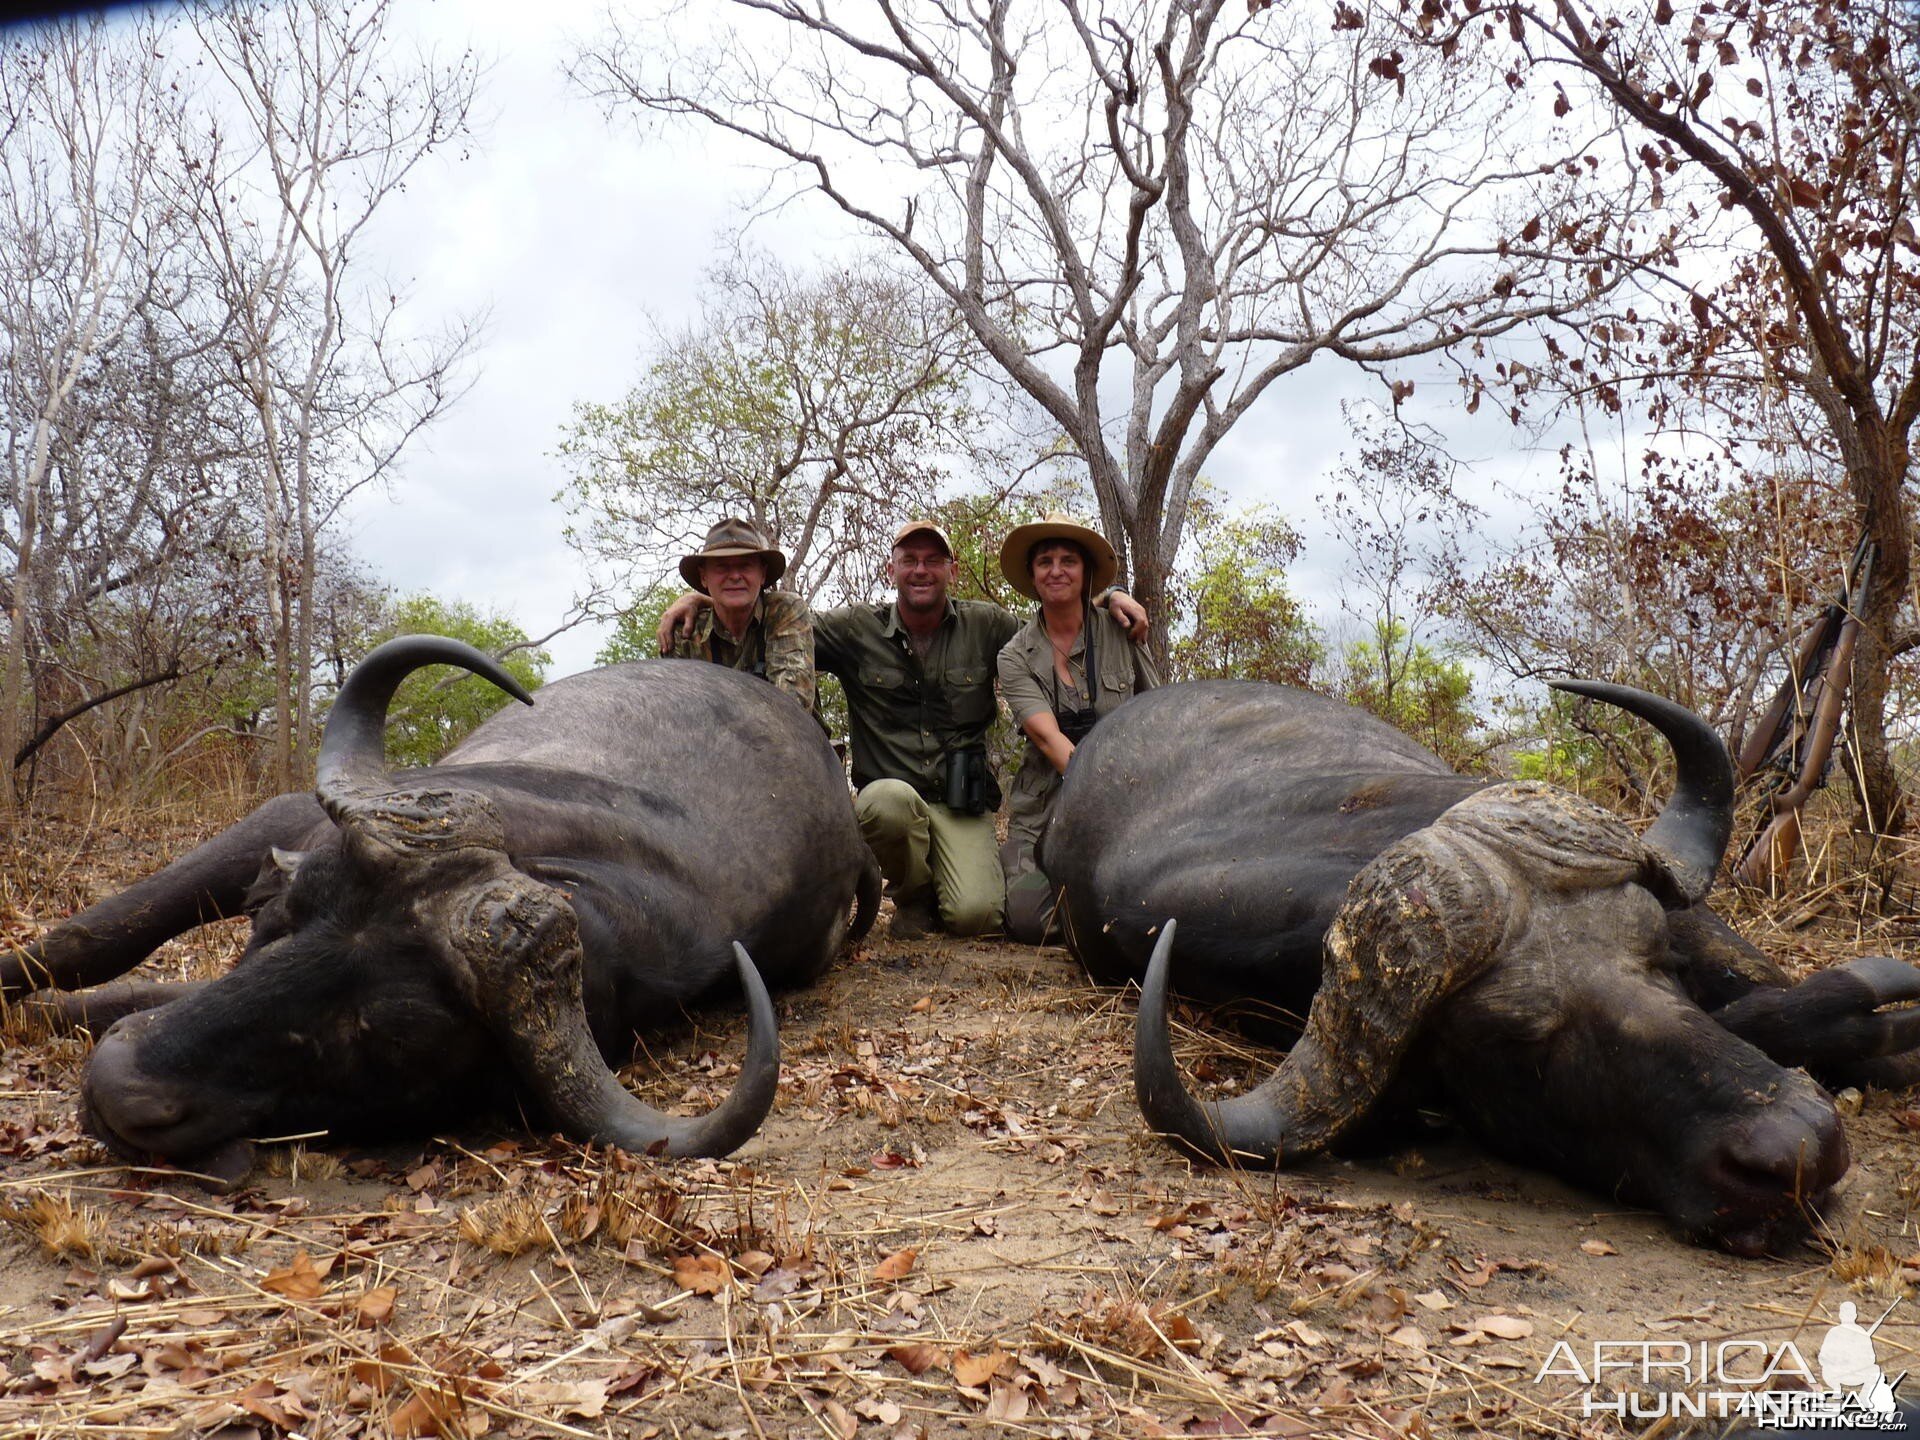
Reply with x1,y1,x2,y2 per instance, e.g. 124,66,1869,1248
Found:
873,1245,918,1282
821,1397,857,1440
886,1342,943,1375
954,1347,1009,1388
520,1379,608,1419
1476,1314,1533,1339
733,1249,776,1278
389,1387,486,1438
261,1250,333,1301
672,1253,729,1295
984,1378,1030,1420
355,1286,397,1328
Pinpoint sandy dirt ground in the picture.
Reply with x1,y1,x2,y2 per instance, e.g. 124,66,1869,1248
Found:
0,816,1917,1439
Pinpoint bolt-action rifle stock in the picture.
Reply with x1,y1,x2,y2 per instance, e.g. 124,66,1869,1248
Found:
1732,538,1874,890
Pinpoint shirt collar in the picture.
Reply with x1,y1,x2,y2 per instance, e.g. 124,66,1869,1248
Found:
1017,609,1086,657
882,597,954,640
702,592,766,643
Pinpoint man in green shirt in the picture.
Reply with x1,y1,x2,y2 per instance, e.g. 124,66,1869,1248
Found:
659,519,1147,938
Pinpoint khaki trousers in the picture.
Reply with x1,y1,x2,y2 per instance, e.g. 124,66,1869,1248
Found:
854,779,1004,937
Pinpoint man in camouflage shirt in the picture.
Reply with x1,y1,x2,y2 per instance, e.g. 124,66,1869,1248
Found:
667,517,815,710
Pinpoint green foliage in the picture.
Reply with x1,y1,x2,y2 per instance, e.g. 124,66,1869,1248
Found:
556,256,987,610
358,596,549,767
1337,621,1480,771
1166,489,1321,686
1504,688,1676,817
595,588,675,667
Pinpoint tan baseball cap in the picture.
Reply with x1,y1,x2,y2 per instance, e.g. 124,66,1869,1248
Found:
889,518,954,556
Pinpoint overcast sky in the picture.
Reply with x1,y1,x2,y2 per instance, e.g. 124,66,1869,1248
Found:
334,0,1568,678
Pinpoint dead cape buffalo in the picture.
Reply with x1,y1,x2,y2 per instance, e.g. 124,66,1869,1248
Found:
3,636,878,1184
1042,678,1920,1254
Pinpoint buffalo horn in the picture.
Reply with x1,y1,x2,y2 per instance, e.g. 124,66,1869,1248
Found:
454,874,780,1159
1136,913,1432,1166
1137,801,1513,1167
1549,678,1734,904
316,635,533,814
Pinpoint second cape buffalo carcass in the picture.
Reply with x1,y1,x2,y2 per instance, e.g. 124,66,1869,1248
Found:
1042,679,1920,1253
4,636,878,1184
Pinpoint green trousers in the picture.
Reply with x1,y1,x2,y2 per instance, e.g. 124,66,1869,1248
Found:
854,779,1004,937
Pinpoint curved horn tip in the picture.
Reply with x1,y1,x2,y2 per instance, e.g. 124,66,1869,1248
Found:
1546,675,1734,903
1133,918,1238,1164
1136,920,1179,1059
318,635,534,802
640,943,781,1160
732,941,779,1061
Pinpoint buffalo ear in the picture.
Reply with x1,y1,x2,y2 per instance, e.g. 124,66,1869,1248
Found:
1636,848,1700,911
244,847,310,919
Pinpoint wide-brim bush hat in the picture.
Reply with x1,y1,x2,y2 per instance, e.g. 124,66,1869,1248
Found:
998,513,1119,601
680,516,788,593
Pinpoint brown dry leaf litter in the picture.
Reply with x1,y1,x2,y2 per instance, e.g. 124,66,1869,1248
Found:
0,818,1918,1436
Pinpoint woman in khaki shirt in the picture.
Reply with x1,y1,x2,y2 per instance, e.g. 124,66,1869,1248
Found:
995,515,1160,943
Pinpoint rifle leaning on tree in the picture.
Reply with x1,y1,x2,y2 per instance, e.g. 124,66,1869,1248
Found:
1731,537,1875,889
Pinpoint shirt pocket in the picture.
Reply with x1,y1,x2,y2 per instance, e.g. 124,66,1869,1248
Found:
942,664,996,727
857,664,917,715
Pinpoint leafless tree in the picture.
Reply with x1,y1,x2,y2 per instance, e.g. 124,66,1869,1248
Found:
0,13,242,811
1444,409,1853,732
187,0,482,790
575,0,1635,662
1318,412,1479,719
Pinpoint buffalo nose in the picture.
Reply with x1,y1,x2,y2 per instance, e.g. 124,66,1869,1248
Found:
83,1023,189,1143
1718,1092,1849,1200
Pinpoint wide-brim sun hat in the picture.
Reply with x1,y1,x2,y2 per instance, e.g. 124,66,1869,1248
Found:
998,513,1119,602
679,516,788,593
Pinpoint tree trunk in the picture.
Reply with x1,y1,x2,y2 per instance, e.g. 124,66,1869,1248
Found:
3,421,52,813
1,574,27,815
1129,524,1171,677
1844,436,1912,848
293,522,316,777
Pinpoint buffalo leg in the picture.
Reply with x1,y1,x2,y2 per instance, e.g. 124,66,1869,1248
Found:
1712,956,1920,1089
12,981,208,1037
1,793,324,999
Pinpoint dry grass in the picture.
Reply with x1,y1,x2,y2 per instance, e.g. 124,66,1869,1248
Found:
258,1145,347,1184
0,1190,110,1263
